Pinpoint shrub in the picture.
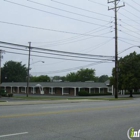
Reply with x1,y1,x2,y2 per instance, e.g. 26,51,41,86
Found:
78,91,90,96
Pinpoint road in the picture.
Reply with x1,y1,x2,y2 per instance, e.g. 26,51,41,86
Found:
0,99,140,140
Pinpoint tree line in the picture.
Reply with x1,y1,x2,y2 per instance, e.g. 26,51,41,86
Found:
1,61,109,83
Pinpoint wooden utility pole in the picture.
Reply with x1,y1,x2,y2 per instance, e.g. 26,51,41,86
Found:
108,0,125,98
0,50,2,92
26,42,31,97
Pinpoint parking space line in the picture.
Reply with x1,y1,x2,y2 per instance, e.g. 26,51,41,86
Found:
0,132,28,138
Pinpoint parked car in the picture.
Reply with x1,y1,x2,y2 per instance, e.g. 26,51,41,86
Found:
0,89,13,97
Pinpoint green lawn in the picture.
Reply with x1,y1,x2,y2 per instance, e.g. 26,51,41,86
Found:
13,96,133,101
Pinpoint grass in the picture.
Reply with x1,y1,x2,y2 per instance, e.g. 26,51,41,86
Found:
13,96,66,100
13,96,133,101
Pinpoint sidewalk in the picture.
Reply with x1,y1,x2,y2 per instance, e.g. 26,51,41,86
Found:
0,99,103,106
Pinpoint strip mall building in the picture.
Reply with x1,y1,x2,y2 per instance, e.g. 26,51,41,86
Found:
1,81,113,96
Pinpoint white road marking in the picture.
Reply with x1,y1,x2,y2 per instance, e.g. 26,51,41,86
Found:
0,132,28,138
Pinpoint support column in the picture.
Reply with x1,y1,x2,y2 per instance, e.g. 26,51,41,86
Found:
33,87,35,94
74,88,76,96
78,88,80,92
62,87,64,96
17,87,19,94
99,88,101,94
112,85,114,95
89,88,91,94
11,87,12,93
51,87,54,94
25,87,26,93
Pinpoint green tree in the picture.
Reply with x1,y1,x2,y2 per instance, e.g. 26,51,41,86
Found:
30,75,50,82
76,68,95,82
66,72,77,82
111,52,140,97
98,75,109,82
2,61,27,82
66,68,96,82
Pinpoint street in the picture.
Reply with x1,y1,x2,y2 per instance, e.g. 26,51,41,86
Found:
0,99,140,140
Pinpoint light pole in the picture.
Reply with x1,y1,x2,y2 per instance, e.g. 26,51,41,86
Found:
119,46,140,55
26,59,44,97
30,61,45,65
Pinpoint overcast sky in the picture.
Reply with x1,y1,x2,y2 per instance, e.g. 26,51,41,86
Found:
1,0,140,77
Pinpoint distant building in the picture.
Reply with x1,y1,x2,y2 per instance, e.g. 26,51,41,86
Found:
1,82,112,96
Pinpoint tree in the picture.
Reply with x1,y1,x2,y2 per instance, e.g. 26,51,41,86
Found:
66,72,77,82
76,68,95,82
98,75,109,82
30,75,50,82
2,61,27,82
66,68,96,82
111,52,140,97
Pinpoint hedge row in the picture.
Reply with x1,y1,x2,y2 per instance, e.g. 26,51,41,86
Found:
77,91,112,96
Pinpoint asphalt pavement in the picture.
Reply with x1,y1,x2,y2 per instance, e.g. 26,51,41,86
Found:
0,98,140,140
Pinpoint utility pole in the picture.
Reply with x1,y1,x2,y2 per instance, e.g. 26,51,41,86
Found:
26,42,31,97
0,50,4,93
0,50,2,92
108,0,125,98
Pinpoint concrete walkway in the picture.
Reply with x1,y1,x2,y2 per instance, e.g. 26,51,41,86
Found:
0,99,104,106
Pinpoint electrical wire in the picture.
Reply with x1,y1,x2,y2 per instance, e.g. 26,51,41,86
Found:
0,45,114,61
38,31,113,48
88,0,107,7
0,21,112,38
32,60,113,74
0,41,115,58
4,0,109,27
5,50,114,62
51,0,112,18
131,0,140,7
32,23,112,44
27,0,109,23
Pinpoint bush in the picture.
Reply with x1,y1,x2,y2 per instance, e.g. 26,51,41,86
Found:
78,91,112,96
78,91,90,96
125,92,140,95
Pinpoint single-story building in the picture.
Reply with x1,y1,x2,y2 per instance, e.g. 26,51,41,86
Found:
1,82,113,96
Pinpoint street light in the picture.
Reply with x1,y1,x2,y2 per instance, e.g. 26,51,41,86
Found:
30,61,45,65
26,60,45,97
119,45,140,55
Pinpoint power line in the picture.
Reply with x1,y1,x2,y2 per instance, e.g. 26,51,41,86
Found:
88,0,107,7
83,38,114,53
0,21,112,38
118,38,137,46
27,0,109,23
119,30,140,40
119,12,140,25
35,61,113,74
119,20,140,32
125,1,140,13
0,41,115,58
38,31,113,48
4,0,109,27
32,24,112,44
131,0,140,7
5,50,114,62
120,25,140,36
0,45,114,61
51,0,112,18
122,8,140,20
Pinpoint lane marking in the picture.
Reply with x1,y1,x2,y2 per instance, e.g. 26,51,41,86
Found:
0,132,28,138
0,104,140,119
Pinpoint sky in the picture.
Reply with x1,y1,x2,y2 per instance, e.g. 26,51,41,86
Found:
0,0,140,78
